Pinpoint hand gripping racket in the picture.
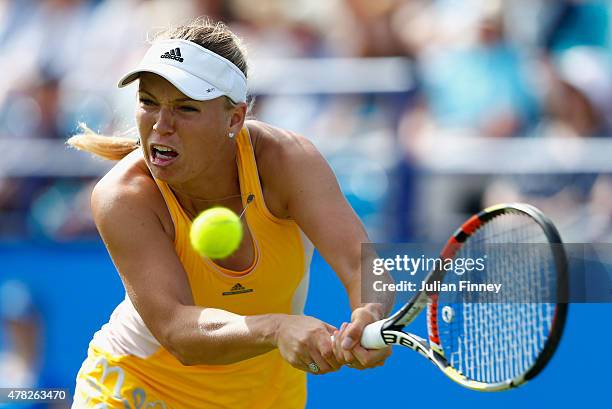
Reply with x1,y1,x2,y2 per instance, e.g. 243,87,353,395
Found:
361,203,568,391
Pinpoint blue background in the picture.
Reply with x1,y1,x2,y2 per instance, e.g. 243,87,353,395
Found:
0,242,609,408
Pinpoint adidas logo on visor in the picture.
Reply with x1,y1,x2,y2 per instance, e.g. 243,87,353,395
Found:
160,47,184,62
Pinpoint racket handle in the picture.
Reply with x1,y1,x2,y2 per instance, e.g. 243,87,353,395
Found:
360,319,387,349
330,319,387,349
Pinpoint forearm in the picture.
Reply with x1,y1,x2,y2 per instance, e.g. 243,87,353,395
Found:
164,305,287,366
335,245,394,318
345,262,395,320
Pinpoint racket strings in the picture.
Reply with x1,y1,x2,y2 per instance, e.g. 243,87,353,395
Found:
438,213,556,384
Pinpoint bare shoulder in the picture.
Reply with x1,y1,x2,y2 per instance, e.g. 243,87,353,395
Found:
246,120,334,219
92,150,173,239
246,120,317,155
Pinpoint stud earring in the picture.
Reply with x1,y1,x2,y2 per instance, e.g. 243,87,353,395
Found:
228,132,235,139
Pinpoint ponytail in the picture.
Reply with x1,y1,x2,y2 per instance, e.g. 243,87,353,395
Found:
66,123,140,161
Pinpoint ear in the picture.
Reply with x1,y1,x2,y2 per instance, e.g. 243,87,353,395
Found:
228,102,248,135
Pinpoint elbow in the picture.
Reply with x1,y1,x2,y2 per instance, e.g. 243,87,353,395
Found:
175,346,224,367
161,328,220,366
168,345,198,366
162,333,200,366
158,325,198,366
176,353,199,367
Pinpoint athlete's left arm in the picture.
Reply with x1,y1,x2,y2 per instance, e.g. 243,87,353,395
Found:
256,122,392,369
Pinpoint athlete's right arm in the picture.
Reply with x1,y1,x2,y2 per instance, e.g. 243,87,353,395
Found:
90,171,339,372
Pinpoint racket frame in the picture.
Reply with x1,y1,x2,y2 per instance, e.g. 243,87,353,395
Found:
362,203,568,391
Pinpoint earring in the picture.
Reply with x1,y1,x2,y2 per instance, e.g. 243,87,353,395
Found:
228,132,235,139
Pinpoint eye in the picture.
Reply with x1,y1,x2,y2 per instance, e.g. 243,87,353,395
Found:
179,105,199,113
139,98,156,106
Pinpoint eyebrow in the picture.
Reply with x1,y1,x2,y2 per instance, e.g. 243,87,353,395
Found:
138,89,196,103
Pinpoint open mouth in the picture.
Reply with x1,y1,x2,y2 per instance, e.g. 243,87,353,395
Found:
151,144,179,166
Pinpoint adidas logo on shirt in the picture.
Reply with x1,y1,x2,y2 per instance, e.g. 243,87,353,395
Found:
160,47,184,62
222,283,254,296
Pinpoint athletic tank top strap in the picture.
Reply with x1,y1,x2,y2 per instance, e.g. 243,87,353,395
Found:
154,180,188,224
236,126,290,224
154,126,281,225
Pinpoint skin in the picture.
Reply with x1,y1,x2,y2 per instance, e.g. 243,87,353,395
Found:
92,72,391,374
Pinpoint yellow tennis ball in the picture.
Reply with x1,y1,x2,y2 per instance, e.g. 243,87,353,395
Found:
190,207,243,259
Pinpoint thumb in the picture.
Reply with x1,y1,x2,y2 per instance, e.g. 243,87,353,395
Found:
342,320,366,350
343,307,378,350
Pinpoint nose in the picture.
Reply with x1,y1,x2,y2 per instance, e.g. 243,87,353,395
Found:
153,106,175,135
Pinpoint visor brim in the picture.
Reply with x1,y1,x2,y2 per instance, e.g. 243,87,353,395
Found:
117,63,226,102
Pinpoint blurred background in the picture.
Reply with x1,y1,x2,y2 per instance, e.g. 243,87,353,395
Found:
0,0,610,408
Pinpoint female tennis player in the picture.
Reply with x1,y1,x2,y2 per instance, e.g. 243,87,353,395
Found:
68,19,390,409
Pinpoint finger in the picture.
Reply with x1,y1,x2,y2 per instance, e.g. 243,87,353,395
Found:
351,344,372,367
338,323,357,364
324,323,337,335
340,343,366,369
304,349,333,375
349,361,366,370
317,335,342,370
332,329,351,366
290,349,316,373
331,330,343,362
339,321,348,333
344,318,371,350
342,323,360,350
345,308,382,350
288,357,312,373
352,344,391,368
333,323,349,364
342,349,358,367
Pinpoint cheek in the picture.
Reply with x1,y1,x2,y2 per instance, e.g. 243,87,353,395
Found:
136,109,154,135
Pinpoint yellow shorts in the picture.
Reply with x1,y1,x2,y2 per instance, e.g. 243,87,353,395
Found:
71,346,306,409
72,348,169,409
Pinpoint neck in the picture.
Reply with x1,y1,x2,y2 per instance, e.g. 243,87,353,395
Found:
171,144,242,218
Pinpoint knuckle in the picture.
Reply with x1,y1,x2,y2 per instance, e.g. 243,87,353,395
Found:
347,322,363,332
321,346,334,360
354,308,374,321
358,311,374,322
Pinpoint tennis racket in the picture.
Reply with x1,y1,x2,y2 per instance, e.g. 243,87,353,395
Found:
360,203,568,391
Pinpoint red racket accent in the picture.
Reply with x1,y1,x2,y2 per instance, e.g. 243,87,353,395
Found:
462,214,482,235
440,237,461,259
429,214,482,348
428,293,440,345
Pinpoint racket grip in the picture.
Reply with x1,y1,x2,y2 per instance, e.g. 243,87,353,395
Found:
360,319,387,349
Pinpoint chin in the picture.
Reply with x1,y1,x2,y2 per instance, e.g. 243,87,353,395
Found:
145,160,182,184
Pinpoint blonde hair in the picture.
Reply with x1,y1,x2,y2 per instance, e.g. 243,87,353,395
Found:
155,17,248,78
67,124,139,161
67,18,248,161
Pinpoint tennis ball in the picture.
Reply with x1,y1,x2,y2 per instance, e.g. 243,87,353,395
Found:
190,207,243,259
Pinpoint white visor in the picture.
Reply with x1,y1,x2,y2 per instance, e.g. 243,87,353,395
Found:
118,39,247,103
